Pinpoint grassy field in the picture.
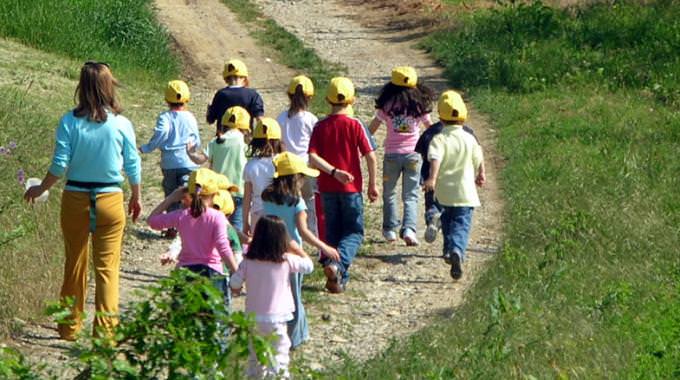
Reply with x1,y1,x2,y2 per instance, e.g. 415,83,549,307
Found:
342,1,680,378
0,0,179,336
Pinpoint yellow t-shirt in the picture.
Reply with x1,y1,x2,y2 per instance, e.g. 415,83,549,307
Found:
427,125,483,207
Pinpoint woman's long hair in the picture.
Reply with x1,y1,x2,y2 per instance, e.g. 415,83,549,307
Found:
247,215,290,263
374,82,435,118
73,62,122,123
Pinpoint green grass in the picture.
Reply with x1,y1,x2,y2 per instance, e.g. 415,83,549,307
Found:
340,1,680,378
220,0,345,115
0,0,179,83
0,1,179,336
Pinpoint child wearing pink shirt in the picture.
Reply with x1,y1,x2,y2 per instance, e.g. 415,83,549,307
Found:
230,215,313,379
148,168,239,304
368,66,435,246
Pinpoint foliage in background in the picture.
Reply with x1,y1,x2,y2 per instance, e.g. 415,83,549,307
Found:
424,0,680,106
221,0,345,115
1,270,274,379
0,0,179,82
342,0,680,378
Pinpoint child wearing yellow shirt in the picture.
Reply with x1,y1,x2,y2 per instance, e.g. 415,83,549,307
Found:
423,91,485,280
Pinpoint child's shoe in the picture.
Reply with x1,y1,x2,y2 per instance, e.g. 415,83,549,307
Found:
442,250,452,264
450,252,463,280
324,264,343,294
383,230,398,242
424,212,441,243
402,229,419,246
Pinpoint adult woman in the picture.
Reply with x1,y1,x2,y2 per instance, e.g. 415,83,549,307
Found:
24,61,142,340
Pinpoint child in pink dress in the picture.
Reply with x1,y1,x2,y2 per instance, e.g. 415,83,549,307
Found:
229,215,313,379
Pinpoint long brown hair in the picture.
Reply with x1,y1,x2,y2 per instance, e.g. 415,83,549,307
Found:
73,62,122,123
287,85,310,117
247,215,290,263
247,138,284,158
261,174,303,207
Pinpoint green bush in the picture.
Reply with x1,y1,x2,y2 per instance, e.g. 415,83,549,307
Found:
0,0,179,80
423,0,680,105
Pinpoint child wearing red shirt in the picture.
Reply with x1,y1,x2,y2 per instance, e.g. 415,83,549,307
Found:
308,77,378,293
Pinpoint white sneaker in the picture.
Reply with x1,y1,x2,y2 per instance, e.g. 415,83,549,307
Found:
424,212,441,243
383,230,397,242
403,229,419,246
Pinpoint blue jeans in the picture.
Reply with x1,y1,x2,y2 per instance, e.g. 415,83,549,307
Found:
441,206,474,261
287,272,309,348
181,264,231,309
228,196,243,232
382,153,422,235
162,167,193,213
320,192,364,284
424,190,443,226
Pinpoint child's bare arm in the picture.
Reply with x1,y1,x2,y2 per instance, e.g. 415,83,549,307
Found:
149,187,185,217
186,142,208,164
368,117,381,135
296,211,340,261
423,159,441,192
309,153,354,184
365,151,379,202
476,160,486,187
287,240,309,258
242,181,253,235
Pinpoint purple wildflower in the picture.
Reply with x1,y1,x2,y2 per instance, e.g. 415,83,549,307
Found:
0,146,7,156
8,141,17,150
17,169,26,186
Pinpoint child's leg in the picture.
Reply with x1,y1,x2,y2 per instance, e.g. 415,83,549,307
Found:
228,196,244,232
286,272,309,348
256,321,291,378
337,193,365,285
441,206,474,260
301,177,318,235
382,154,402,238
424,190,440,225
400,152,422,237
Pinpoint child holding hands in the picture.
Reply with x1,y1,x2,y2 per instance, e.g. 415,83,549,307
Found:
230,215,314,379
423,91,485,280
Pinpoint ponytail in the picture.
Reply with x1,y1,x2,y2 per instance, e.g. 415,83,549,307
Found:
288,85,309,117
190,192,205,218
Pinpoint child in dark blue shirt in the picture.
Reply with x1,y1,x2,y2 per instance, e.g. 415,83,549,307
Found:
206,59,264,132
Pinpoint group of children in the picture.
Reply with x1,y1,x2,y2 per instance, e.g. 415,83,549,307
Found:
140,59,485,377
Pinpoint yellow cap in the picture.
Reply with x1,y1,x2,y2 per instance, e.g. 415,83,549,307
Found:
221,106,251,131
213,190,235,215
165,80,191,104
326,77,355,104
272,152,320,178
253,117,282,140
391,66,418,88
288,75,314,96
223,59,249,78
188,168,239,195
438,90,468,122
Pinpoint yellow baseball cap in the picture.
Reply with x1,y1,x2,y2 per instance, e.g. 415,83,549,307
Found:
438,90,468,122
326,77,355,104
391,66,418,88
253,117,282,139
165,80,191,104
272,152,320,178
223,59,249,78
221,106,251,131
213,190,235,215
188,168,239,195
288,75,314,96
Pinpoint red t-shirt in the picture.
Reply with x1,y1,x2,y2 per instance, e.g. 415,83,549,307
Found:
308,114,374,193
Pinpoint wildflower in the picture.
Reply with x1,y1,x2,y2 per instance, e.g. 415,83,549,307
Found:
8,141,17,150
17,169,26,186
0,146,6,155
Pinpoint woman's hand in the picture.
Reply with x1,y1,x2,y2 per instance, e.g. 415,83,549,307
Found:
128,184,142,223
23,185,46,204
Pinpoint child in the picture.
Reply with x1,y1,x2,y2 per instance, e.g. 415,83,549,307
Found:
415,101,479,244
206,59,264,133
187,106,250,232
277,75,319,234
149,168,239,303
229,215,314,379
308,77,378,293
368,66,435,246
140,80,200,238
423,91,485,280
242,117,284,235
261,151,340,348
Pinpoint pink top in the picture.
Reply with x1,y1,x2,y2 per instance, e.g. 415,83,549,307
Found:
376,109,431,154
148,208,233,274
229,254,313,316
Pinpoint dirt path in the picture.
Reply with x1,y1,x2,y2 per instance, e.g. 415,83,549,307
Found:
250,0,505,369
15,0,504,375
